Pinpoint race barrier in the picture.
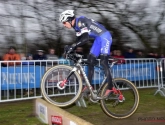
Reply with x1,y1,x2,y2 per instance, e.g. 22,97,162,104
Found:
0,58,165,103
154,58,165,96
91,58,160,90
1,66,45,90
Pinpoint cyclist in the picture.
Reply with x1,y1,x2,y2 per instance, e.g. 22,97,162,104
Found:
59,10,114,97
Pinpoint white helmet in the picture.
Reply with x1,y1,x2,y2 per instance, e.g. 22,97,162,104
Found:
59,10,75,22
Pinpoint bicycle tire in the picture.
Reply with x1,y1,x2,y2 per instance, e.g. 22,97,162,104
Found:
100,78,139,119
41,65,83,107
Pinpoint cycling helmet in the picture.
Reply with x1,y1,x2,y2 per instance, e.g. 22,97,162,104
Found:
59,10,75,22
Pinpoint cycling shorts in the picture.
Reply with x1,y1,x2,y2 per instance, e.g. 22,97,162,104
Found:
90,31,112,57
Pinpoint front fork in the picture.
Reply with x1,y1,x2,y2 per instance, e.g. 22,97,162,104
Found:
57,67,78,90
56,65,94,98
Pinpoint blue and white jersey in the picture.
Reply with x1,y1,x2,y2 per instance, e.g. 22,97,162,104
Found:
73,16,107,38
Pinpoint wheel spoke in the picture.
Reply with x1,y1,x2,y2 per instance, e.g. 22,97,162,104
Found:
41,65,82,107
100,78,139,119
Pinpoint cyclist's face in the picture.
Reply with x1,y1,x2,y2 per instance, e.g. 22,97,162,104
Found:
63,22,72,28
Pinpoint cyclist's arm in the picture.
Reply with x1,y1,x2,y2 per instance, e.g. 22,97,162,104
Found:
76,32,89,47
75,17,90,47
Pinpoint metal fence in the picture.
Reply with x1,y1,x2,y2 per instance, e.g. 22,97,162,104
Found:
154,58,165,96
0,58,165,103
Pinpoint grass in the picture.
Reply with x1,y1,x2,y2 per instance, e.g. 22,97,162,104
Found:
0,100,46,125
0,88,165,125
64,88,165,124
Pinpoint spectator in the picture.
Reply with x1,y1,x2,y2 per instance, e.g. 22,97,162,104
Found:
33,50,47,66
46,48,58,60
113,50,125,64
3,46,21,66
154,52,160,59
136,50,145,58
146,51,155,58
75,47,83,55
46,48,58,66
20,53,26,60
112,50,117,56
26,54,33,60
75,47,86,58
124,48,136,58
22,54,34,65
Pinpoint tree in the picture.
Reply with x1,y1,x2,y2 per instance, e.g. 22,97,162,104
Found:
0,0,165,57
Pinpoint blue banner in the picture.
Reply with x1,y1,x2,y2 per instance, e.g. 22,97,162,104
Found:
1,66,45,90
0,62,157,89
84,62,157,84
112,62,157,81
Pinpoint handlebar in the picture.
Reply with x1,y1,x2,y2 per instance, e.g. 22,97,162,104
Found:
65,52,84,62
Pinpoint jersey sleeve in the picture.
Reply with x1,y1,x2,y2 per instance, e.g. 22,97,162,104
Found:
76,17,89,36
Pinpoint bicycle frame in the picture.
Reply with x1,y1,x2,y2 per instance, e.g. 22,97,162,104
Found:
62,55,118,101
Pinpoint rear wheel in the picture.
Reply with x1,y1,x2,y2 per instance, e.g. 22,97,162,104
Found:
100,78,139,119
41,65,83,107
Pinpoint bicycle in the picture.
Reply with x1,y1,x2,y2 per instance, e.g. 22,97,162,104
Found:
41,52,139,119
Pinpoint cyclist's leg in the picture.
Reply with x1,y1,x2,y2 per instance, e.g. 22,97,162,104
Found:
82,54,96,94
87,54,97,86
99,32,113,96
88,36,101,85
82,37,101,93
100,55,113,89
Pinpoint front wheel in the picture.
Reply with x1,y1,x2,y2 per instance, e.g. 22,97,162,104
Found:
100,78,139,119
41,65,83,107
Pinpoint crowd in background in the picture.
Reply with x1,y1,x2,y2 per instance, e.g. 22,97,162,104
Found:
112,48,165,59
110,48,165,64
1,46,59,66
0,46,165,66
